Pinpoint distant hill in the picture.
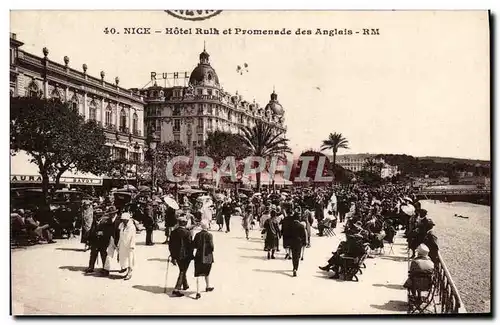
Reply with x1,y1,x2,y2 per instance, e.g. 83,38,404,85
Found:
418,156,490,166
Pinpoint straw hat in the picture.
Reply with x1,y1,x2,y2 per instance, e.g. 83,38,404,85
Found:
120,212,132,220
416,244,430,257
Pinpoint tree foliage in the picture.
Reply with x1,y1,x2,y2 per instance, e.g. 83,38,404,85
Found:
204,130,251,166
138,140,190,186
10,97,112,202
320,132,349,182
238,121,292,190
375,154,491,180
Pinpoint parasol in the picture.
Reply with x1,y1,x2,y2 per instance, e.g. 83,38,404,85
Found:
401,204,416,216
121,184,137,191
239,193,248,199
214,193,226,201
162,196,180,210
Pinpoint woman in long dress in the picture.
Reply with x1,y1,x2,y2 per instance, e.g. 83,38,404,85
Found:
117,212,136,281
80,200,94,250
242,203,254,240
193,220,215,300
262,210,281,259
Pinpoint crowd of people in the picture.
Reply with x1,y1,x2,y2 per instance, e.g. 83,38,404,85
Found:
12,181,441,301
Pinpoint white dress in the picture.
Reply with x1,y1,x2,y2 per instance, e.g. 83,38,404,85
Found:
117,221,136,270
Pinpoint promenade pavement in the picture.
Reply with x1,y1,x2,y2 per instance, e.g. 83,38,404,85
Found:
11,216,409,315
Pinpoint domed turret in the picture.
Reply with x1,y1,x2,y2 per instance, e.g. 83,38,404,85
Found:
265,89,284,115
189,45,220,87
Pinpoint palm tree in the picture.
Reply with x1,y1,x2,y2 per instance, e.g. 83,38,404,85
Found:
320,132,349,183
239,121,292,190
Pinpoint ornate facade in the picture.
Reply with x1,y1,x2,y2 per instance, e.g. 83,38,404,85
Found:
9,33,146,163
131,48,287,154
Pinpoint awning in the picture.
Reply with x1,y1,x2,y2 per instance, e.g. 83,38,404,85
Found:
10,151,103,186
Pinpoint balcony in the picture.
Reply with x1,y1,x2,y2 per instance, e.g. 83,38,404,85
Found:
132,129,142,137
104,123,116,131
196,126,203,133
119,126,129,134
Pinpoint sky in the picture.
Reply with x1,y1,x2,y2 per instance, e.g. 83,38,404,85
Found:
10,10,491,160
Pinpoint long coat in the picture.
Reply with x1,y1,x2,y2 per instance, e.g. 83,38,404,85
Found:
193,230,214,264
169,226,193,261
80,203,93,243
289,220,307,248
263,217,281,251
280,217,294,248
117,220,136,269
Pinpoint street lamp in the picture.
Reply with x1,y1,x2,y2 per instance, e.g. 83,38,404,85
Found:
148,131,159,193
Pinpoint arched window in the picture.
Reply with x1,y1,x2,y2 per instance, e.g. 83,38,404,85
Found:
120,109,127,132
27,80,40,98
105,105,113,127
132,113,138,135
51,87,62,101
70,94,79,113
89,100,97,121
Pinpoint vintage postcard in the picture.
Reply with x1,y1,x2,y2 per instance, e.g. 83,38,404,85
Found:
9,10,490,316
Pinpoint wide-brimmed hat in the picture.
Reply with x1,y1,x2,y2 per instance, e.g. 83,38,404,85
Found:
177,216,188,224
200,219,209,230
416,244,430,257
120,212,132,220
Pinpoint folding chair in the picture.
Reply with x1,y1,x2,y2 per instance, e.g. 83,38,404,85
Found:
382,240,394,254
324,220,337,237
407,274,437,314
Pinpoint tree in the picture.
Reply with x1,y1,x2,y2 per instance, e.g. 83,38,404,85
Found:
239,121,292,190
363,157,384,175
205,130,251,165
10,97,112,204
292,150,333,185
320,132,349,183
137,140,190,187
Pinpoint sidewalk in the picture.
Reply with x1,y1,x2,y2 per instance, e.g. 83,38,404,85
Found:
11,217,409,315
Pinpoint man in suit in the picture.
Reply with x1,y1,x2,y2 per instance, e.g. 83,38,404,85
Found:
221,199,233,233
144,199,155,246
169,216,194,297
288,212,307,277
102,207,122,276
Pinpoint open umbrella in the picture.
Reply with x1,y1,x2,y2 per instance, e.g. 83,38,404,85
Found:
401,204,416,216
121,184,137,191
239,193,248,199
163,196,180,210
214,193,225,201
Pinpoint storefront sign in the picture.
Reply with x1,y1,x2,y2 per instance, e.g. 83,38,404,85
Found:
10,174,103,186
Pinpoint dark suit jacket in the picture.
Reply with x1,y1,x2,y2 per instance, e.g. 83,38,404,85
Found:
193,230,214,264
289,220,307,248
169,227,193,261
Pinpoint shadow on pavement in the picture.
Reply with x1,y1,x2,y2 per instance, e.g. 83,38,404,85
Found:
373,283,406,290
133,285,195,298
370,300,407,312
148,258,168,262
59,266,88,272
378,255,408,263
252,269,293,277
56,247,87,252
237,247,264,252
240,255,270,261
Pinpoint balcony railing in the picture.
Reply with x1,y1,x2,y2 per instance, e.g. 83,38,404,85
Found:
119,126,129,134
132,129,142,137
105,123,115,131
434,252,467,313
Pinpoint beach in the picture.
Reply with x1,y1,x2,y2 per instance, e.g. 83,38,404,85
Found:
420,200,491,313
